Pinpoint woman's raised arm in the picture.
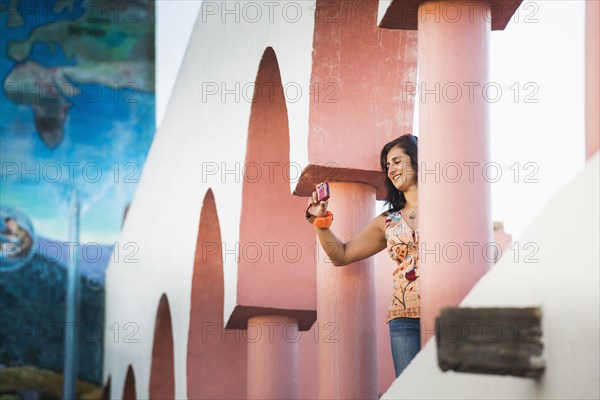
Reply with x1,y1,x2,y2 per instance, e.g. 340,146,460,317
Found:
313,212,388,267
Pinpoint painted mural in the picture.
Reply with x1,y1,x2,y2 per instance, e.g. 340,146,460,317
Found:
0,0,155,394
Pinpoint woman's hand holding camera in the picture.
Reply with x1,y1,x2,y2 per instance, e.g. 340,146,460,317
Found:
307,190,329,218
306,181,333,228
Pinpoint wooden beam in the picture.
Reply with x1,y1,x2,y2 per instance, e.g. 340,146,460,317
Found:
436,307,545,379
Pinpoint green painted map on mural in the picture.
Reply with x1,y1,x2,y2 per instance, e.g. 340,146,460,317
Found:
4,0,154,148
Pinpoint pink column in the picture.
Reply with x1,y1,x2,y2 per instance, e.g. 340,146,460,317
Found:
247,315,298,400
317,182,377,400
586,0,600,160
417,1,493,343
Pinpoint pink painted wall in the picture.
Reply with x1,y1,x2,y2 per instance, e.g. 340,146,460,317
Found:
236,47,317,313
316,182,377,399
297,329,318,399
417,1,493,344
187,190,247,399
308,0,417,172
247,315,299,400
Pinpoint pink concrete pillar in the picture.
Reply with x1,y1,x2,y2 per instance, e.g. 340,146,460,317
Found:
586,0,600,160
317,182,377,400
247,315,298,400
417,1,493,343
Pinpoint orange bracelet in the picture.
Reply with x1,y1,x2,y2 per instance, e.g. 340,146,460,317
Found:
313,211,333,229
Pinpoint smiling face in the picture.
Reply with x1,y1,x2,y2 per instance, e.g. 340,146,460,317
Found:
386,145,417,192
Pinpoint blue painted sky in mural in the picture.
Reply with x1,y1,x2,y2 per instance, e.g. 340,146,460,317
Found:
0,0,156,243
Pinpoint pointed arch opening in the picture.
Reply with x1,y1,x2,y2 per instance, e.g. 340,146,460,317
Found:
122,366,136,400
149,294,175,399
187,189,247,399
235,46,316,313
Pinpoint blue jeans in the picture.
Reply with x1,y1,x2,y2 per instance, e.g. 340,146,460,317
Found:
389,317,421,377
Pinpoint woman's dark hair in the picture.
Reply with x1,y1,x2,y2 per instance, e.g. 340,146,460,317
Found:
380,134,418,212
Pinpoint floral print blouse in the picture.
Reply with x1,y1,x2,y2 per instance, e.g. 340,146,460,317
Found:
384,209,420,323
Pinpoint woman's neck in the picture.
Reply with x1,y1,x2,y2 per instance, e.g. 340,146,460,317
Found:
402,184,418,209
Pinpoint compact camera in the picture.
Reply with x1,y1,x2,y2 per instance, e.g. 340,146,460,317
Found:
316,181,330,202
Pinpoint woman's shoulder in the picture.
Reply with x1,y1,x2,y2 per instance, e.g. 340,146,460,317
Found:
380,209,400,222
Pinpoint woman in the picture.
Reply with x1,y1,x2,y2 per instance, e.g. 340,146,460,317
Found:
306,134,420,378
